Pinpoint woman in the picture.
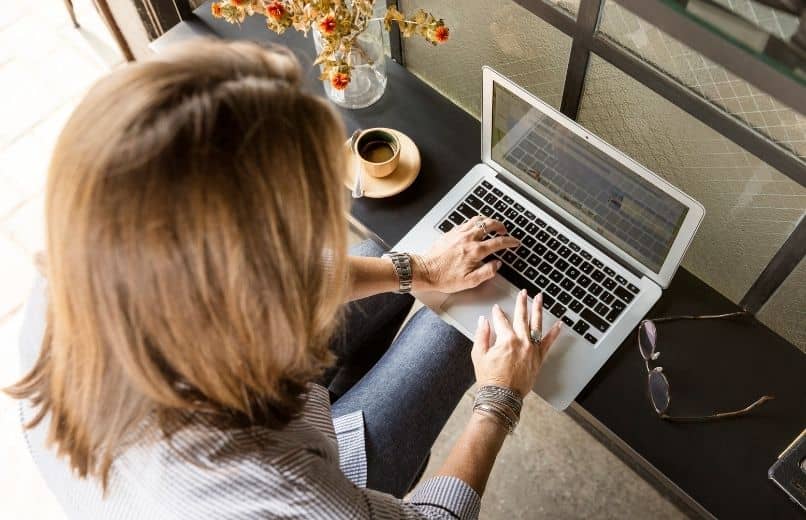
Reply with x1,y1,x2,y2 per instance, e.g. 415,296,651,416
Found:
6,40,562,519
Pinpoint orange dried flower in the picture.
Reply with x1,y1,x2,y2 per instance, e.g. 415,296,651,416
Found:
211,2,223,17
433,25,449,43
266,1,285,20
230,0,246,6
330,72,350,91
318,15,337,34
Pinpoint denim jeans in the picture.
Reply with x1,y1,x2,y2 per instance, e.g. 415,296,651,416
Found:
325,240,476,498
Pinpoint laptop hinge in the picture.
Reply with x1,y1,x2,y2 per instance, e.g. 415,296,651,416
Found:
494,173,645,280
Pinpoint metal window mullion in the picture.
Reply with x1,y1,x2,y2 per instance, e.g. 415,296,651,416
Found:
560,0,603,119
386,0,404,66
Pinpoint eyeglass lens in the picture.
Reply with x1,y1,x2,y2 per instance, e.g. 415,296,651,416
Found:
648,369,671,415
639,320,657,361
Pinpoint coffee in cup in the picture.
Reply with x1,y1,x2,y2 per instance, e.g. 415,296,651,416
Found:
354,129,400,178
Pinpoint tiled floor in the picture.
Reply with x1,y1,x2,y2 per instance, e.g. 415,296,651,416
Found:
0,0,123,518
0,5,682,518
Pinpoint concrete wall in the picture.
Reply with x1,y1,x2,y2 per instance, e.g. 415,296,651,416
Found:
400,0,806,350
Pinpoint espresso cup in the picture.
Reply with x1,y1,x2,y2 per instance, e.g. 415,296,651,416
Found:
354,129,400,178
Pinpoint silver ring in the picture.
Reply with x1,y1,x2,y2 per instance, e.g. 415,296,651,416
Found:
476,221,488,235
529,329,542,345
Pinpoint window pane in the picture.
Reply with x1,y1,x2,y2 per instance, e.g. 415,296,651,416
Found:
757,256,806,352
599,0,806,161
399,0,572,116
577,55,806,305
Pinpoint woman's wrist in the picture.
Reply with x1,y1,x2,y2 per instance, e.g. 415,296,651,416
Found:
410,253,436,291
472,384,523,434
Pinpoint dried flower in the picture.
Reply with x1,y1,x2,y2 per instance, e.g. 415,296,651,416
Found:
330,71,350,90
265,1,284,20
318,15,336,35
432,25,449,43
213,1,449,88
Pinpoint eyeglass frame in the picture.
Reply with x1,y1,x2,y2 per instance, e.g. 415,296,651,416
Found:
638,310,774,422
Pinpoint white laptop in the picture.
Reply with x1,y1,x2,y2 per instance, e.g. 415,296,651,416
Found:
393,67,705,410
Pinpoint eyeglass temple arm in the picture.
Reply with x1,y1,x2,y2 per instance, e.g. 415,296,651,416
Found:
649,310,749,325
659,395,775,423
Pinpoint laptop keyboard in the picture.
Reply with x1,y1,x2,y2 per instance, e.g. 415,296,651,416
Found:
437,179,641,345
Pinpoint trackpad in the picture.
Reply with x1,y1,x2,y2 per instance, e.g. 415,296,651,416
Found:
441,276,521,333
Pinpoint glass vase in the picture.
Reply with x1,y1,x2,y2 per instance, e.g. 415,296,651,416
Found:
314,20,387,109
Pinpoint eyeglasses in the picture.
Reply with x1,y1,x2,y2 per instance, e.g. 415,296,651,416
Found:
638,311,774,422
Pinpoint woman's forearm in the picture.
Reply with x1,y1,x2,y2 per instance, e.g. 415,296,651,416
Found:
346,255,430,301
434,413,509,495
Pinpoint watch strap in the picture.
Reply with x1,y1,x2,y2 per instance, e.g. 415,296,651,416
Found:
383,251,413,294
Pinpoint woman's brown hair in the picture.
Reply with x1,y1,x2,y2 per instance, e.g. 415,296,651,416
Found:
4,39,348,487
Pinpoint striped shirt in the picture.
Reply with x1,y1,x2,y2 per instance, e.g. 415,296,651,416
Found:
18,277,481,519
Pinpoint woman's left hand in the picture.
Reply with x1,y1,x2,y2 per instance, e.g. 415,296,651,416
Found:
414,216,520,293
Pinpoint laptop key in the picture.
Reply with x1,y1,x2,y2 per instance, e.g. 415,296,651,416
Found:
555,259,569,271
614,286,635,303
627,283,640,294
494,200,508,212
581,308,609,333
457,203,475,219
557,246,571,258
561,316,574,327
580,250,592,260
449,212,465,225
538,262,552,274
514,203,524,212
511,228,526,239
577,275,591,288
568,254,582,266
525,267,538,279
589,283,603,296
547,238,560,250
600,291,614,304
595,303,609,317
612,299,626,312
536,274,550,287
569,299,584,313
466,195,483,209
438,220,454,233
580,262,593,274
483,193,497,205
557,234,569,244
566,267,580,280
516,246,531,258
526,254,540,267
583,294,597,307
560,278,574,291
536,218,547,228
534,244,547,256
525,210,536,220
591,269,605,282
573,320,589,335
474,186,487,197
505,208,519,219
550,303,566,318
514,259,527,271
526,222,540,234
492,187,503,196
549,270,563,283
515,215,528,227
605,308,622,323
546,283,560,296
522,236,536,248
480,205,494,217
481,180,493,189
571,286,585,298
602,278,617,291
569,242,580,252
493,212,506,223
503,195,514,204
615,275,628,286
503,251,517,264
546,226,558,236
545,251,558,263
498,265,540,298
558,292,572,305
542,294,555,309
584,333,598,344
537,230,550,242
603,266,616,277
592,258,604,268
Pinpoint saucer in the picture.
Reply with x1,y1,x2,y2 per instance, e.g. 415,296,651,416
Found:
343,128,421,198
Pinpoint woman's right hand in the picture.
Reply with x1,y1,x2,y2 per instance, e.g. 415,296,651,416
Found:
471,290,563,397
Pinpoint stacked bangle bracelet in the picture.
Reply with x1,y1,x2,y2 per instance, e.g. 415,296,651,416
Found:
472,385,523,433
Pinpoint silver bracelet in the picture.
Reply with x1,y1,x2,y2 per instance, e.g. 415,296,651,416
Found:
473,385,523,433
382,251,413,294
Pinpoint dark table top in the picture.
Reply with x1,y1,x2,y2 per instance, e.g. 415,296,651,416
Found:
153,6,806,518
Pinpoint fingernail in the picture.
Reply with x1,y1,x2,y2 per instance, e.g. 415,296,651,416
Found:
521,289,526,296
495,260,502,269
478,315,485,327
493,304,500,311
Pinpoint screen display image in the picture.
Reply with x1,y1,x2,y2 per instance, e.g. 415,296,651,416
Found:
491,83,688,273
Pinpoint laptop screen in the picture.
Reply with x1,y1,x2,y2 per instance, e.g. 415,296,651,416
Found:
491,82,689,273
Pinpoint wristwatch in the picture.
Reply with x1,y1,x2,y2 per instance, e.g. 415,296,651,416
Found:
383,251,413,294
